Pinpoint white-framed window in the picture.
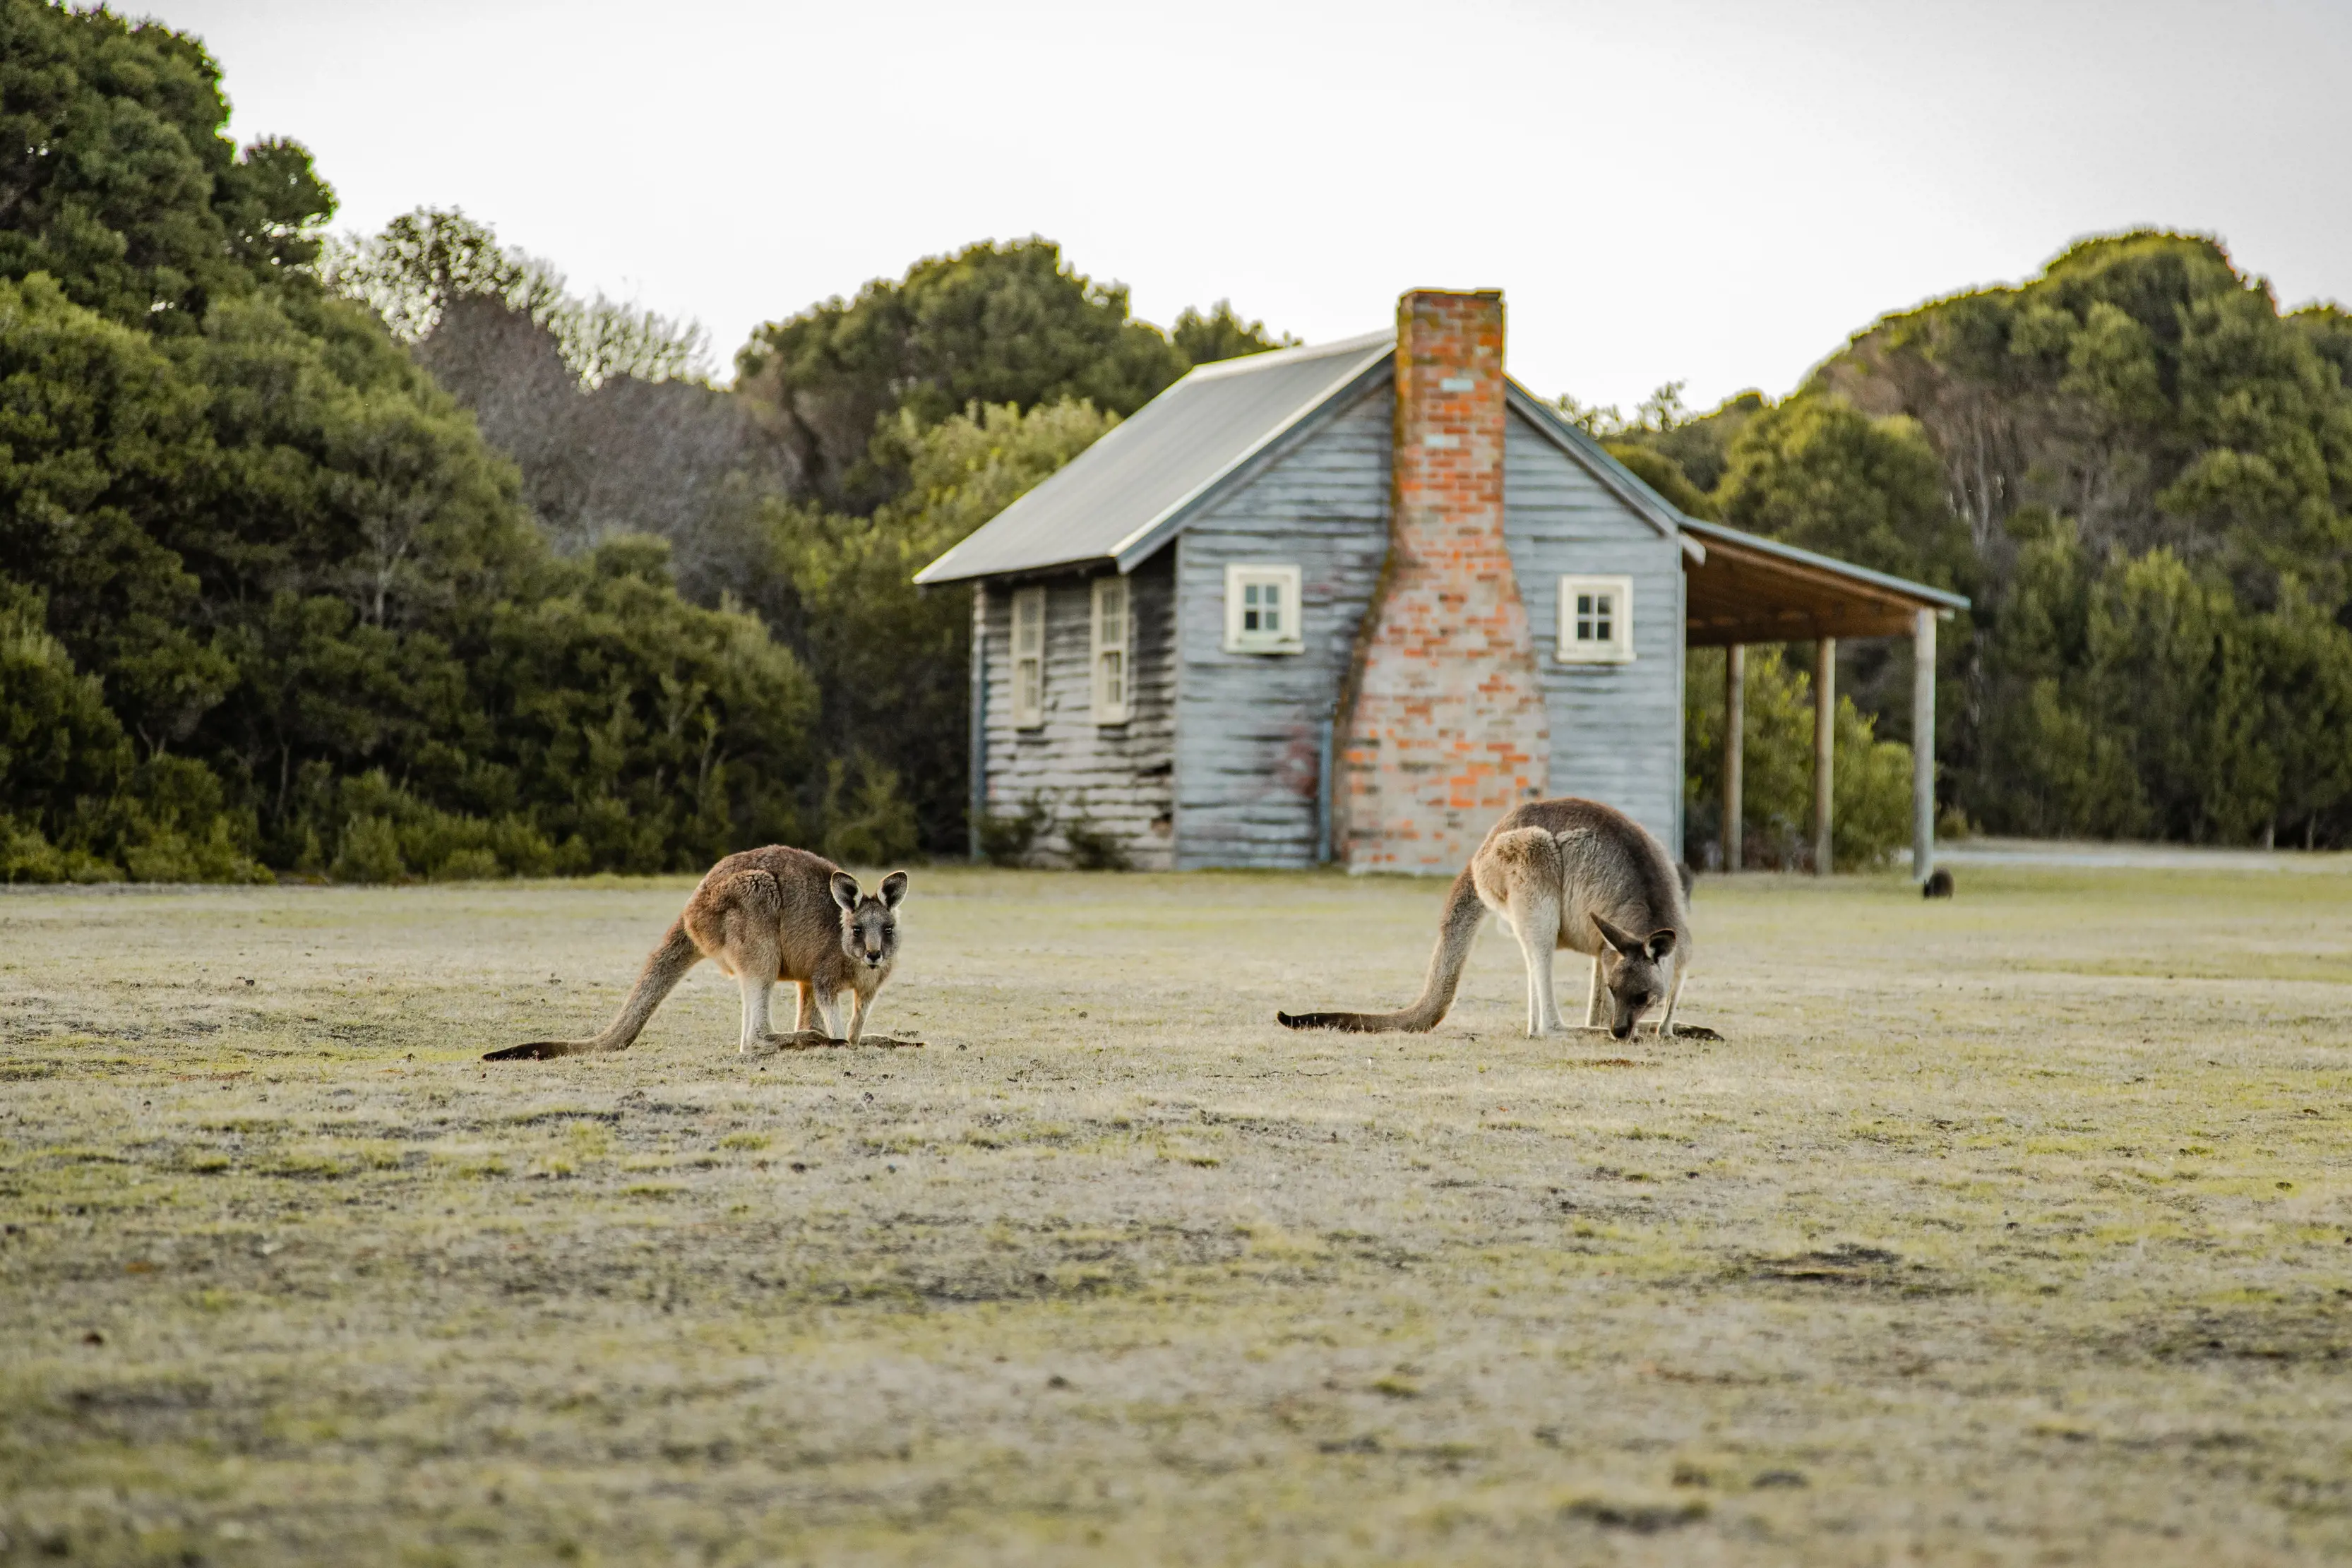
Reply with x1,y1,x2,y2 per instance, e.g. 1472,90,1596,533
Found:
1010,586,1046,727
1090,575,1131,724
1557,575,1635,664
1224,563,1303,654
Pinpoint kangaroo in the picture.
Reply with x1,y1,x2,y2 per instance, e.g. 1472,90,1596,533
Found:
1278,798,1696,1041
484,846,915,1061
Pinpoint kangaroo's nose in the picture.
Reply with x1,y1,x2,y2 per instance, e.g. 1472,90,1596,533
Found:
1611,1021,1632,1041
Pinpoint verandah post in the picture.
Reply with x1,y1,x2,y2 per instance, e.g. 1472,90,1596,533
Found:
1721,645,1744,872
1813,638,1835,875
1913,608,1937,885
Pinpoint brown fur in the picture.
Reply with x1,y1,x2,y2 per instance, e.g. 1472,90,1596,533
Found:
1277,798,1697,1041
484,846,914,1061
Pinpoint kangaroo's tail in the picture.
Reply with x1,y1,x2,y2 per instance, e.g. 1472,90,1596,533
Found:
1277,867,1485,1033
485,919,700,1061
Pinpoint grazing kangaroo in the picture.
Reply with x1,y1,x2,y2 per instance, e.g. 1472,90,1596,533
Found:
1278,798,1695,1041
484,847,914,1061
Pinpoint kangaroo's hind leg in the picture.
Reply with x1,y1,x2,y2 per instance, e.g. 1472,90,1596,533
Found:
1505,885,1566,1038
729,933,781,1055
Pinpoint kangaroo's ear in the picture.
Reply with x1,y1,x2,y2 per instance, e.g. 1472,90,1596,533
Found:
879,870,909,908
829,871,860,911
1645,928,1678,961
1592,914,1644,957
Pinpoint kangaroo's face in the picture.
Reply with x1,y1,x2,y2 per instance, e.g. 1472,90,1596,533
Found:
831,870,909,971
1592,915,1678,1040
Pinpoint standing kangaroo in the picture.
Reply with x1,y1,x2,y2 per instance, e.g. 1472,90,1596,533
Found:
484,846,914,1061
1279,798,1694,1041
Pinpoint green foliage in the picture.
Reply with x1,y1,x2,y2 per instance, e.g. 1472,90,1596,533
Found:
323,206,709,387
0,0,336,329
1803,229,2352,844
1062,801,1133,872
977,794,1051,867
814,755,920,868
1683,645,1916,870
738,238,1182,510
1171,301,1298,365
1975,527,2352,843
1604,443,1719,522
0,6,817,882
764,398,1118,851
1715,398,1974,591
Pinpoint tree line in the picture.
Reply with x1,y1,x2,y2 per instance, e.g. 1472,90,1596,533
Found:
4,2,2344,885
1596,230,2352,857
0,0,1286,881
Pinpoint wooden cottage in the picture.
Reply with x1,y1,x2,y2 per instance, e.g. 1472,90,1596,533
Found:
915,289,1967,878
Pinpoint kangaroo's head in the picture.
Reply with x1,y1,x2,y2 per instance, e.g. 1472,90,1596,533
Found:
831,870,909,971
1591,914,1678,1041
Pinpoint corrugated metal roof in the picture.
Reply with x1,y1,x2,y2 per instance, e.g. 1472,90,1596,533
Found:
911,331,1395,585
911,325,1971,622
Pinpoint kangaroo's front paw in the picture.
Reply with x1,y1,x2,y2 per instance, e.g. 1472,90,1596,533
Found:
1659,1023,1724,1041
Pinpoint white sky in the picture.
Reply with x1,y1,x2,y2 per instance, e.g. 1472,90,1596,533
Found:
158,0,2351,412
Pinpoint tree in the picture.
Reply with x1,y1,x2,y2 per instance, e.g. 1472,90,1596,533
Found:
0,6,820,881
1715,397,1974,591
735,238,1186,510
323,207,710,387
0,0,334,330
1172,301,1297,365
763,399,1119,856
1682,644,1914,870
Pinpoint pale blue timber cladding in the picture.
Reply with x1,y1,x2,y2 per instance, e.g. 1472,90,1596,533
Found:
1173,384,1393,870
976,549,1178,870
1502,406,1687,852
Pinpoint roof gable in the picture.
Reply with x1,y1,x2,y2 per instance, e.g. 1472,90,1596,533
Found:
912,331,1392,585
1501,385,1705,561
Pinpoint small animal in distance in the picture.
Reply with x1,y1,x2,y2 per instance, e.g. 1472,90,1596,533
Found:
1922,868,1954,899
484,846,918,1061
1278,797,1712,1041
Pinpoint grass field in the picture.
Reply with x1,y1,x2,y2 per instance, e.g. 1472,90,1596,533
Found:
4,861,2351,1565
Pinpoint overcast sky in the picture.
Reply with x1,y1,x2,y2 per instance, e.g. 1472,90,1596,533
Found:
159,0,2351,411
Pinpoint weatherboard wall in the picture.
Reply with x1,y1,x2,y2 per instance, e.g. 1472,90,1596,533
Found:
976,549,1177,870
1172,384,1395,870
1500,407,1687,852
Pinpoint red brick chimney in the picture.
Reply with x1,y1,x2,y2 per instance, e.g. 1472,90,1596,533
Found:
1337,289,1548,873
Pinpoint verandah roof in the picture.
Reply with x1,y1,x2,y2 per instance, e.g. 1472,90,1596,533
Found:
1678,516,1969,646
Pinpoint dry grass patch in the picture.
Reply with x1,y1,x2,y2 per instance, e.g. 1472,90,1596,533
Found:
1,863,2350,1563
